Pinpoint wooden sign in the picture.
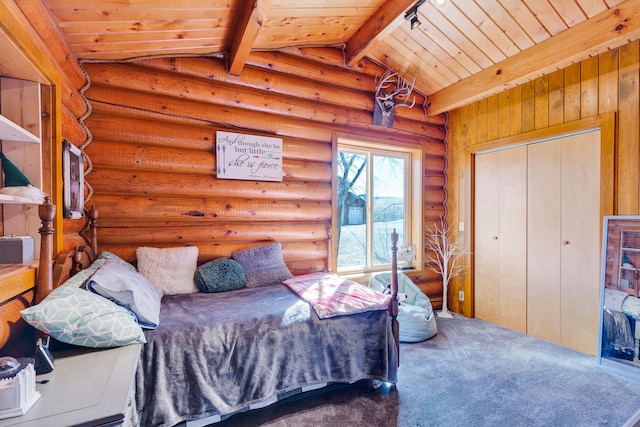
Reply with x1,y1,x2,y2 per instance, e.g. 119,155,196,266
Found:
216,131,283,182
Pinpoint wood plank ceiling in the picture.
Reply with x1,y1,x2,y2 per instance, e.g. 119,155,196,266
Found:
41,0,640,115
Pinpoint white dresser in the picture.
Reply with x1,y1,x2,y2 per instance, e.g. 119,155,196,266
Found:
0,344,140,427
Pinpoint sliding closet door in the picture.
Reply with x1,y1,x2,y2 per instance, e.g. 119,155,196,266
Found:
474,146,527,332
527,139,562,344
560,131,601,355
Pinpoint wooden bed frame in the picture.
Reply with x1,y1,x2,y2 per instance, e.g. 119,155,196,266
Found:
34,198,401,362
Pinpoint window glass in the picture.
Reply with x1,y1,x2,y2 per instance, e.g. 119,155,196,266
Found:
336,140,416,274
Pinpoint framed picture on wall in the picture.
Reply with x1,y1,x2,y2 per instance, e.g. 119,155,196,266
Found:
63,140,84,219
598,215,640,379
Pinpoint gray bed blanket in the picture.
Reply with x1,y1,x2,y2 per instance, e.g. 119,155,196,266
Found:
135,284,398,427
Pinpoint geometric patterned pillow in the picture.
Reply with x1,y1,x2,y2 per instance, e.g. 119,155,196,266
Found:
97,250,137,271
20,251,146,348
20,285,146,348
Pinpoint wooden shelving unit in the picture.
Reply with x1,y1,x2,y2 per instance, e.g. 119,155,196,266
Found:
0,77,43,261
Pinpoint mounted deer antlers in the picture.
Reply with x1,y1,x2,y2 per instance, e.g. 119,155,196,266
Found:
373,69,416,128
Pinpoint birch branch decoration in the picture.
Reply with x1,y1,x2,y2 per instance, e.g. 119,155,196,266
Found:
424,217,470,318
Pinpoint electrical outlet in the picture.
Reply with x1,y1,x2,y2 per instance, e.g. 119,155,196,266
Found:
458,291,464,302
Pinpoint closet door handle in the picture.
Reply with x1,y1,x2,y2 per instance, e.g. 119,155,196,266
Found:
493,236,498,240
562,240,570,245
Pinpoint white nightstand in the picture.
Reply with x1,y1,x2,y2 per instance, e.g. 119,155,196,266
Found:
0,344,140,427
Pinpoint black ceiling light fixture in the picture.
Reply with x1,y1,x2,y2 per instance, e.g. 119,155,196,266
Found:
405,0,425,30
410,14,421,30
405,0,447,30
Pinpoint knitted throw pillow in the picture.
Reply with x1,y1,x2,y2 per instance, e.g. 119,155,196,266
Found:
232,242,293,288
194,257,247,293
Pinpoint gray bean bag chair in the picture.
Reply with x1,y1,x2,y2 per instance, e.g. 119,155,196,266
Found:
369,272,437,342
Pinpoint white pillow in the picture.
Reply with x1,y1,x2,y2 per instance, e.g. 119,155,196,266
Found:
136,246,199,295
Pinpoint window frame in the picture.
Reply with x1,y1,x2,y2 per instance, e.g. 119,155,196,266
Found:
331,133,423,277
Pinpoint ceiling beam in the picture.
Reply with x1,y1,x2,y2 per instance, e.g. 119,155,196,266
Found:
344,0,415,67
427,0,640,115
228,0,269,76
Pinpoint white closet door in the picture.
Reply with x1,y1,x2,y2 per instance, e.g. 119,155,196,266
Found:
497,147,528,333
476,130,602,354
560,131,601,355
527,139,562,344
474,150,501,324
474,146,527,332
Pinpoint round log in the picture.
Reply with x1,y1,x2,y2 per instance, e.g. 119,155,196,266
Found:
85,112,216,150
247,50,375,92
276,47,386,82
62,105,89,144
87,194,332,222
133,55,444,125
425,172,446,188
88,168,332,200
98,239,328,265
96,222,329,245
425,154,446,172
424,205,447,221
424,187,446,205
92,58,375,113
85,84,446,142
86,139,331,182
86,63,352,126
86,111,333,162
62,77,89,121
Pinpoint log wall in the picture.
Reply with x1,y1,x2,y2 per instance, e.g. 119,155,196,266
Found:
447,42,640,317
78,49,448,306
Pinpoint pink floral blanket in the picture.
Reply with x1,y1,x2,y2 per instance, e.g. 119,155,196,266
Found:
283,272,391,319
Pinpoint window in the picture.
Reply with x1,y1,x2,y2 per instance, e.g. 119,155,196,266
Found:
333,135,423,275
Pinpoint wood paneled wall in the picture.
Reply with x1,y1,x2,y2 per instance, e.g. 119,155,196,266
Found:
76,49,448,305
447,41,640,317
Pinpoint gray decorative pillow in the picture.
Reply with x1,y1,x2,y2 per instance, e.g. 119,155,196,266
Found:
194,258,246,293
232,242,293,288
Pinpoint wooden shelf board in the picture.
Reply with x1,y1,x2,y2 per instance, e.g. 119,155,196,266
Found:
0,194,39,204
0,263,36,304
0,114,39,143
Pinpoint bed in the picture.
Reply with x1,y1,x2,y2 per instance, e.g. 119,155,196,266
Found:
22,201,400,427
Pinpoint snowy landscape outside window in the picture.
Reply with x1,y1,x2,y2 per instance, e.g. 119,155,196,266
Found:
335,137,423,274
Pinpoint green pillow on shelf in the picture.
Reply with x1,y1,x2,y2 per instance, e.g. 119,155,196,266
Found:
0,152,31,186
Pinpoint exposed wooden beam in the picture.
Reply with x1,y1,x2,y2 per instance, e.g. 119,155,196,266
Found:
427,0,640,115
14,0,85,90
344,0,415,67
228,0,268,76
